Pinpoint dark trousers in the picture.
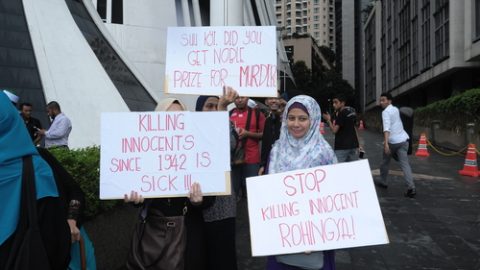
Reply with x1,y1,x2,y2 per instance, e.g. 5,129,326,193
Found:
231,163,259,198
205,218,238,270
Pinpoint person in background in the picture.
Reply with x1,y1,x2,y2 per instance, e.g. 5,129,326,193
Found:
322,95,362,162
0,92,71,270
20,102,43,146
266,95,337,270
376,93,416,198
229,96,265,199
258,93,286,176
38,101,72,149
195,87,239,270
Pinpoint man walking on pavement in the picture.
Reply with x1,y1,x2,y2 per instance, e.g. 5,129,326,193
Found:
377,93,416,198
322,95,362,162
38,101,72,149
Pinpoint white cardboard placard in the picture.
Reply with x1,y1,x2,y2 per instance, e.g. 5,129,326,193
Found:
247,160,389,256
165,26,277,97
100,111,231,199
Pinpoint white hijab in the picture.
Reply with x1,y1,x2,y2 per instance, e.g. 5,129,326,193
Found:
268,95,337,174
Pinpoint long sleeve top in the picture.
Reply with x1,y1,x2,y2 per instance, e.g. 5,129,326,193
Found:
45,113,72,148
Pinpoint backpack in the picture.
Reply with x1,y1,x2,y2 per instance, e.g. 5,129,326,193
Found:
229,108,261,164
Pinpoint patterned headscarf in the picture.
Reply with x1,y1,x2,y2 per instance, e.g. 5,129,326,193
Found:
268,95,337,174
0,92,58,245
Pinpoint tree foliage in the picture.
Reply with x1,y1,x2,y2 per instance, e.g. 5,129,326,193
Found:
50,146,120,219
415,88,480,131
291,60,355,112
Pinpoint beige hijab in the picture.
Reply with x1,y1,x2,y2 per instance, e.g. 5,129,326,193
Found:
155,97,187,111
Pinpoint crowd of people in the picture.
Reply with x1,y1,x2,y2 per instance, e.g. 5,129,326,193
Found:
0,86,416,270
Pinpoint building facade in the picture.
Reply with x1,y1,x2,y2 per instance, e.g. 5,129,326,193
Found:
363,0,480,111
283,34,333,71
275,0,335,49
335,0,370,110
0,0,289,148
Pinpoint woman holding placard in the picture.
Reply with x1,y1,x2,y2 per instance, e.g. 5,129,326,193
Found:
195,90,239,270
124,98,213,270
266,95,337,270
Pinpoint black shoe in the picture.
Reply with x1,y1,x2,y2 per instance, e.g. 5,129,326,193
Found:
374,180,388,189
404,188,416,198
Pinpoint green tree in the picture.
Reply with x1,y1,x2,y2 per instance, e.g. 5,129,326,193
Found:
291,61,313,94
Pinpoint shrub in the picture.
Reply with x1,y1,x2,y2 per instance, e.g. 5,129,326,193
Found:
50,146,120,219
415,88,480,131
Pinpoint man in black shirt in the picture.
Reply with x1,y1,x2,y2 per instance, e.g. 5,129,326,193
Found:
258,95,286,175
20,102,43,145
323,95,361,162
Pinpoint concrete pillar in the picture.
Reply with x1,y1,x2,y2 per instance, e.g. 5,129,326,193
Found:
192,0,202,26
106,0,112,23
181,0,191,26
210,0,244,26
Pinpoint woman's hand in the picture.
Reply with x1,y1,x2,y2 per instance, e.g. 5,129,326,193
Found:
124,190,144,204
218,86,238,110
188,182,203,206
67,219,81,243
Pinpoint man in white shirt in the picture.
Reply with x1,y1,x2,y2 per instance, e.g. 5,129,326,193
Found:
38,101,72,149
376,93,416,198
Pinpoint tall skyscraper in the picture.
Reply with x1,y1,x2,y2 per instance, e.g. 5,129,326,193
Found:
335,0,371,110
275,0,336,49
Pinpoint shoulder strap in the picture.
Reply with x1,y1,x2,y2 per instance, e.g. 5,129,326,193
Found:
22,155,39,228
244,107,253,132
255,108,261,132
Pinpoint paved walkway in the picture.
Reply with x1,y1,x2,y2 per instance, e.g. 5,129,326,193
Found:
236,129,480,270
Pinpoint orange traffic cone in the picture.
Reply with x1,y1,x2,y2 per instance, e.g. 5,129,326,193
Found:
320,122,326,134
459,144,479,177
415,133,430,157
359,120,365,130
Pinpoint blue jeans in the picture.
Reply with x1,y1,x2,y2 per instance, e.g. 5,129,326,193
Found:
334,149,359,163
380,141,415,189
231,163,259,198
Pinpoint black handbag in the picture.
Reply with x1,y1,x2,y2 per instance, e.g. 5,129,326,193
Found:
126,202,187,270
5,156,52,270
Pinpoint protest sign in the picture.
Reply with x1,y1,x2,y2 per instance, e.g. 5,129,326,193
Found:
246,160,389,256
100,111,231,199
165,26,277,97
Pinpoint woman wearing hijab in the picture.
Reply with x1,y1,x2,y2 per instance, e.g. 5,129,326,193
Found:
125,97,213,270
195,94,238,270
0,92,70,269
266,95,337,270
